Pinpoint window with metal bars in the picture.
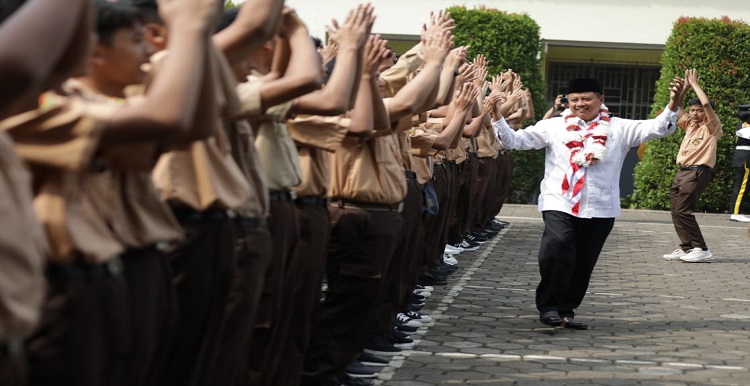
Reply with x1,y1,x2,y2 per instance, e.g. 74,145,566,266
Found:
545,62,661,119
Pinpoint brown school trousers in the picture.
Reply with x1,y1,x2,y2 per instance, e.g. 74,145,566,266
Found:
301,205,402,384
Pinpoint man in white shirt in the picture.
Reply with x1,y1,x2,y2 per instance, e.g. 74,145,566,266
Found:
489,77,686,329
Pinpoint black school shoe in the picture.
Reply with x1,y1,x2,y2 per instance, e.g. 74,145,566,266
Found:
357,352,390,367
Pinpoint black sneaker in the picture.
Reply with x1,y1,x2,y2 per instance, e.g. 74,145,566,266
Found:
465,233,487,244
418,272,447,286
344,361,378,378
384,329,415,350
357,352,390,367
395,321,418,333
363,334,402,356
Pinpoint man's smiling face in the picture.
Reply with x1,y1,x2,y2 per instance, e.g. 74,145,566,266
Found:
567,92,605,122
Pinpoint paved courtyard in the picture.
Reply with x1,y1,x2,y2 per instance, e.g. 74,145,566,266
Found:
376,204,750,386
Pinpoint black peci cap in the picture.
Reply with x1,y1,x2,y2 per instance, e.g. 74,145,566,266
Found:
567,78,603,94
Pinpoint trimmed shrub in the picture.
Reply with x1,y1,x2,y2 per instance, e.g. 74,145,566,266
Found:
630,16,750,212
447,5,545,204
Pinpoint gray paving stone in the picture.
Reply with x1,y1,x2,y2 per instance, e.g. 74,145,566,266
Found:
377,205,750,385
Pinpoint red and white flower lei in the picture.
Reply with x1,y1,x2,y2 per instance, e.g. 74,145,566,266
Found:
561,105,611,168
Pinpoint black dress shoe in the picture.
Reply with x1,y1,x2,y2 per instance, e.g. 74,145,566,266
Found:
560,317,588,330
539,311,561,326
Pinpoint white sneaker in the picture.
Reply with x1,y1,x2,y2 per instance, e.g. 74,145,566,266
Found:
730,214,750,223
680,248,714,263
663,249,688,260
444,244,463,254
443,254,458,266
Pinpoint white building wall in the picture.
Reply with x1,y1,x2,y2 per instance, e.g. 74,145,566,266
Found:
282,0,750,46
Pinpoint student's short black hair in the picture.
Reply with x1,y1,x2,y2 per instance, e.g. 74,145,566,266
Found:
216,6,240,33
126,0,161,23
95,0,145,46
687,97,716,110
0,0,26,24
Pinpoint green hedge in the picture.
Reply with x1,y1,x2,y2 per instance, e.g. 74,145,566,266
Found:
447,6,545,204
629,16,750,212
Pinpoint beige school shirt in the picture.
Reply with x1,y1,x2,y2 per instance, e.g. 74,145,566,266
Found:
329,130,407,205
677,116,723,168
287,115,350,197
223,78,273,218
240,74,300,192
0,131,46,340
1,93,124,265
151,45,252,212
409,125,439,184
63,79,184,248
476,123,499,158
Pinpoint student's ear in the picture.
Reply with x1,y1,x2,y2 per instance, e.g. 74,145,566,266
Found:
143,22,168,51
89,44,107,68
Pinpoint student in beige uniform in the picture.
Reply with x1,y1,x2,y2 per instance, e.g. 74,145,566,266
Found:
471,115,502,233
1,1,219,385
446,59,490,249
0,1,91,383
372,16,457,340
128,1,266,385
63,3,192,384
300,24,460,385
258,8,375,386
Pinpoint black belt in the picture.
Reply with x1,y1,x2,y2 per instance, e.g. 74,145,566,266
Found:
405,170,417,180
680,165,712,172
434,163,446,169
295,196,330,207
468,152,478,157
331,199,404,213
173,208,236,222
235,216,268,228
0,338,23,358
46,257,123,279
269,190,295,202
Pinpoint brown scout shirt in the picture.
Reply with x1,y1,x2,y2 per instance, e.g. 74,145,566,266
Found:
409,126,439,185
63,79,184,248
151,45,252,212
1,93,123,265
476,123,499,158
241,75,301,192
328,129,407,205
677,116,723,168
0,131,46,340
223,76,272,219
287,115,350,197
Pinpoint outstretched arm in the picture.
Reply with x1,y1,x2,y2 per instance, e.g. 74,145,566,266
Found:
291,4,373,116
101,0,219,147
213,0,284,65
0,0,90,118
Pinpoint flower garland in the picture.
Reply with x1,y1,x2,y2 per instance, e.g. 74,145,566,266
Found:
561,105,611,168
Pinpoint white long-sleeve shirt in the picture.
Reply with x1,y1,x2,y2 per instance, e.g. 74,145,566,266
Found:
492,107,678,218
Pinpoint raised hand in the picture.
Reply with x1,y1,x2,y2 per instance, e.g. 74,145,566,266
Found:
319,41,339,65
419,29,452,65
445,46,468,71
326,4,374,50
363,34,389,75
472,54,488,69
667,76,686,114
454,82,479,111
421,10,455,38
